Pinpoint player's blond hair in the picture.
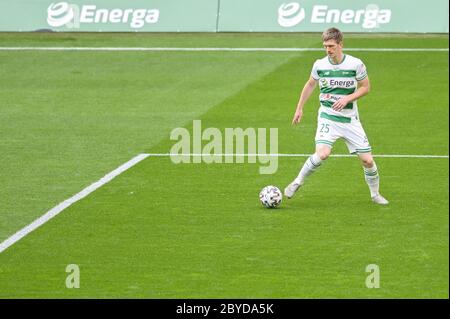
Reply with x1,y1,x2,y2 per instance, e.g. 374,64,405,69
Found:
322,28,343,43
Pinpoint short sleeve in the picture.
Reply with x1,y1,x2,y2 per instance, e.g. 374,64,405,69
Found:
311,60,320,80
356,61,368,81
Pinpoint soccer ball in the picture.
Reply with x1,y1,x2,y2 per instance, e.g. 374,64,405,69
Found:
259,185,282,208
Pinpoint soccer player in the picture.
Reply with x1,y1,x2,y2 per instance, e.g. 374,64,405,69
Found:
284,28,389,205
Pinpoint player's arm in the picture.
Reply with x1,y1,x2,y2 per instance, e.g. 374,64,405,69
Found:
292,76,317,125
332,76,371,111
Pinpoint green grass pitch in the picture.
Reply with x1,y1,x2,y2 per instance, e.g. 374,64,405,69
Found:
0,33,448,298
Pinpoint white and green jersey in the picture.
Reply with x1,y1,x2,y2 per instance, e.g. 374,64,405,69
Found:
311,54,367,122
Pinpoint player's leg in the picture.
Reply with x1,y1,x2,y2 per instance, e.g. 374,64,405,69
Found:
284,113,338,199
284,144,331,198
358,152,389,205
299,144,331,183
343,120,389,205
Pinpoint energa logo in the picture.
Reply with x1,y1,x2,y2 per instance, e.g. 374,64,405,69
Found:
277,2,391,29
46,2,160,29
47,2,75,27
278,3,305,27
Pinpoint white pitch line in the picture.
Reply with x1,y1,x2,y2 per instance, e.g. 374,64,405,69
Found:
0,47,448,52
0,153,149,254
145,153,449,158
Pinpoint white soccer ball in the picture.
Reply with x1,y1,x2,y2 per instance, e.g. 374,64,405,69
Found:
259,185,282,208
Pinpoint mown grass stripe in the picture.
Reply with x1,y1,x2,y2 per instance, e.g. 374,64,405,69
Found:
0,47,448,52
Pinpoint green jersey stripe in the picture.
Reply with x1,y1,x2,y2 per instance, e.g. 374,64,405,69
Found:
356,73,368,81
317,69,357,77
316,139,334,145
320,112,351,123
320,100,354,109
320,87,356,95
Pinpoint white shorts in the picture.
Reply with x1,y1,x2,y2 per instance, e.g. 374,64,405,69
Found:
314,112,372,154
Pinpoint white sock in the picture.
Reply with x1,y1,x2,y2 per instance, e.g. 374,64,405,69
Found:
295,153,322,185
364,162,380,198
